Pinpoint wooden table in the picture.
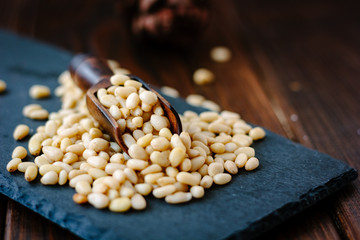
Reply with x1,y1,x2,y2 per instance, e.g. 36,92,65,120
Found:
1,0,359,239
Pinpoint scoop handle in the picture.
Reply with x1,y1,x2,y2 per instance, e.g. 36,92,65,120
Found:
69,54,113,92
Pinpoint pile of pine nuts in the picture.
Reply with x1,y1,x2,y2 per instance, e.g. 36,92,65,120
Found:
7,65,265,212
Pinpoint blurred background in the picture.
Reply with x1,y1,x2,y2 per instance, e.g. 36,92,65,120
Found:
0,0,360,239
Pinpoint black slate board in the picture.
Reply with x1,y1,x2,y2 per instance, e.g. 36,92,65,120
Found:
0,30,357,240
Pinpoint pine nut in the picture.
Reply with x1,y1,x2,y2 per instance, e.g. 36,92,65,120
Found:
89,138,109,152
165,192,192,204
131,193,147,210
127,159,149,170
144,172,164,184
109,197,131,212
128,144,148,160
190,186,205,198
40,171,58,185
151,137,170,151
69,174,93,188
0,79,6,93
245,157,259,171
73,193,88,204
224,160,238,174
12,146,27,159
76,181,92,195
105,163,126,175
208,162,224,177
210,46,232,63
200,175,213,188
7,158,22,172
176,172,200,186
160,86,180,98
150,115,169,131
213,173,232,185
13,124,30,140
153,185,176,198
87,156,108,169
235,147,255,158
150,151,170,167
58,170,68,185
249,127,266,140
42,146,64,162
193,68,214,85
29,85,51,99
169,147,186,167
110,74,130,86
88,193,110,209
88,168,108,179
190,156,206,171
39,164,62,175
28,109,49,120
140,164,162,175
124,168,138,184
210,143,226,154
135,183,152,196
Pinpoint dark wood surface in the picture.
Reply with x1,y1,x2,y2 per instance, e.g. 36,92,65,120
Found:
1,0,359,239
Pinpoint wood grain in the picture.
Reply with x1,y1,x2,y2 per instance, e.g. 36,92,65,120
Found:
0,0,359,239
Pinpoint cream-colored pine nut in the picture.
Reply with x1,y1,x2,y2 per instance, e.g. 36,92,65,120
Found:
58,170,68,185
23,104,42,117
105,163,126,175
165,167,179,178
131,193,147,210
13,124,30,140
170,134,187,151
107,189,120,200
192,132,208,145
42,146,64,162
39,164,62,175
99,94,118,108
139,91,158,106
152,185,176,198
245,157,259,171
190,186,205,198
169,147,186,167
112,170,126,184
41,138,53,147
120,186,135,198
28,109,49,120
193,68,214,85
165,192,192,204
224,160,238,174
249,127,266,140
98,151,110,161
69,174,93,188
127,159,149,170
214,157,224,165
199,112,219,122
213,173,232,185
198,164,208,176
208,122,231,134
206,156,214,165
0,79,6,93
103,176,120,190
18,162,37,172
122,133,136,148
57,126,79,138
137,133,153,148
87,156,108,169
28,136,43,156
151,137,170,151
186,94,205,106
135,183,152,196
140,164,162,175
128,144,148,160
215,153,236,161
60,138,72,152
208,162,224,177
202,100,221,112
89,138,109,152
110,74,130,86
40,171,58,185
225,142,238,152
126,92,140,109
88,193,110,209
150,115,170,131
89,168,108,179
124,168,138,184
124,79,142,90
110,153,125,164
109,197,131,212
159,128,172,140
142,121,153,134
7,158,22,172
150,151,170,167
235,147,255,158
29,85,51,99
200,175,213,188
12,146,28,159
34,155,50,167
63,152,79,164
176,172,200,186
160,86,179,98
75,181,92,195
179,158,191,172
73,193,88,204
66,144,85,155
210,143,226,154
92,182,108,194
233,134,253,147
82,149,97,160
190,156,206,171
89,128,102,138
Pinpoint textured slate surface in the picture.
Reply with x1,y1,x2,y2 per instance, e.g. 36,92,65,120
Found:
0,30,357,240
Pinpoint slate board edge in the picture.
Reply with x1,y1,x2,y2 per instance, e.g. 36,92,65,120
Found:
225,168,358,240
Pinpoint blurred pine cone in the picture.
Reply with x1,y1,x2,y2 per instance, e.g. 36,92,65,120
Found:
128,0,210,46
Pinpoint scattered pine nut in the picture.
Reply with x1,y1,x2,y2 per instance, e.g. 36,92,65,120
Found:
29,85,51,99
0,79,6,93
193,68,215,85
13,124,30,140
210,46,232,63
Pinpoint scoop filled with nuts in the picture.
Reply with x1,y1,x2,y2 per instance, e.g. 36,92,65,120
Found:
7,57,265,212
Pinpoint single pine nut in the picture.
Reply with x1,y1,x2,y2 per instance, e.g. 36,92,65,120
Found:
224,160,238,174
13,124,30,140
160,86,180,98
88,193,110,209
144,172,164,184
210,143,226,154
165,192,192,204
58,170,68,185
249,127,266,140
128,144,148,160
208,162,224,177
42,146,64,162
213,173,232,185
157,177,176,186
87,156,108,169
88,168,108,179
135,183,152,196
124,168,138,184
235,147,255,158
12,146,27,159
28,109,49,120
73,193,88,204
105,163,126,175
24,165,38,182
127,159,149,170
89,138,109,152
245,157,259,171
39,164,62,175
76,181,92,195
69,174,93,188
193,68,214,85
29,85,50,99
7,158,22,172
176,172,200,186
190,156,206,171
140,164,162,175
151,137,170,151
150,115,169,131
235,153,248,168
169,147,186,167
110,74,130,86
153,185,176,198
66,144,85,155
210,46,232,63
200,175,213,188
199,112,219,122
40,171,58,185
150,151,170,167
131,193,147,210
68,169,87,180
109,197,131,212
190,186,205,198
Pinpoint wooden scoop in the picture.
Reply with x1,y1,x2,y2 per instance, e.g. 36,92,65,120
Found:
69,54,182,154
